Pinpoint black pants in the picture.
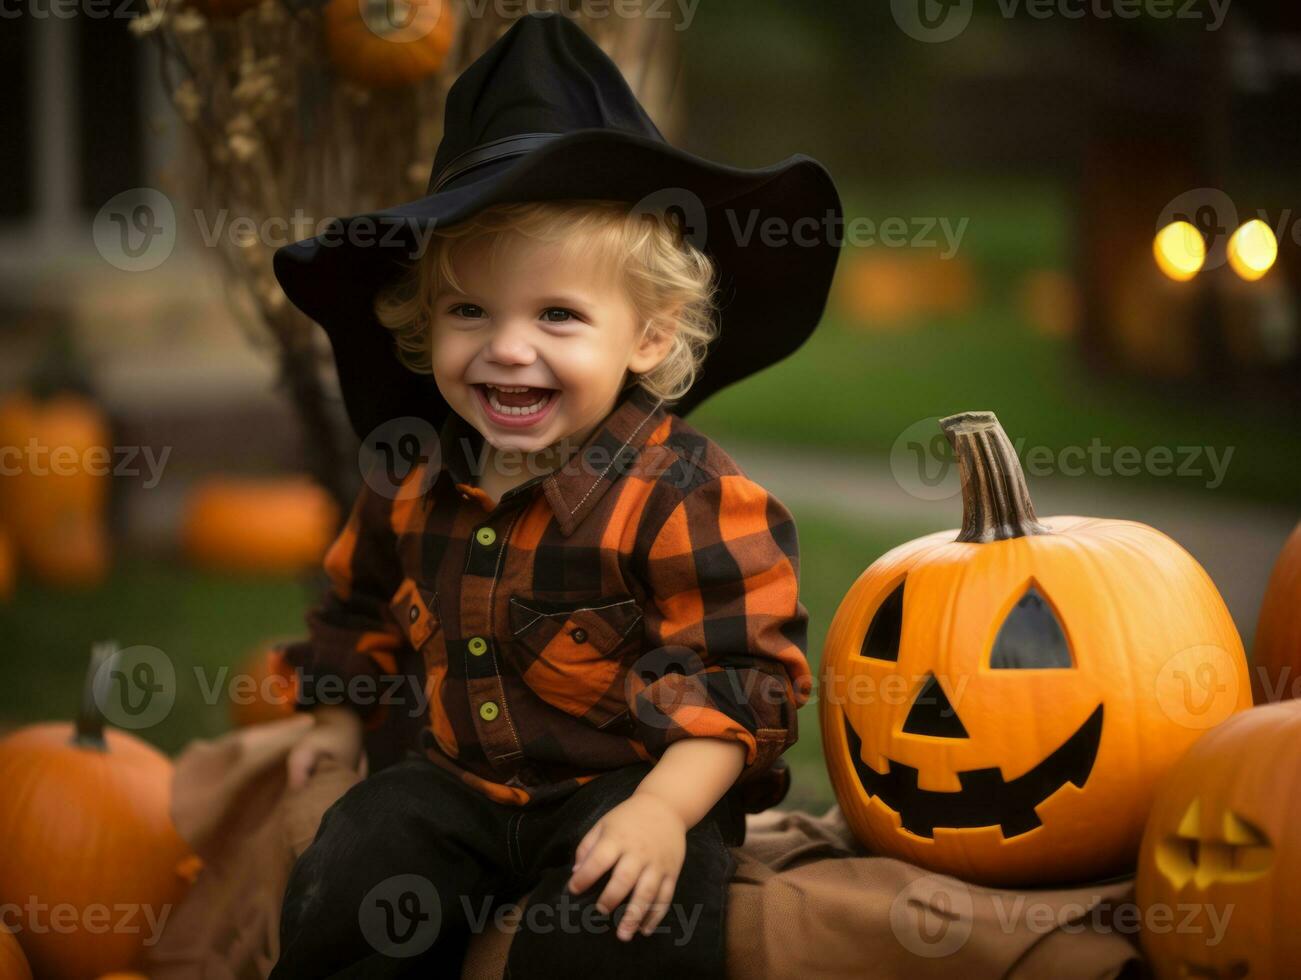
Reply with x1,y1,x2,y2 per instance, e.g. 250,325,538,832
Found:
270,752,744,979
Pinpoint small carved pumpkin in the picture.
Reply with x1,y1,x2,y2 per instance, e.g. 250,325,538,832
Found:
0,646,193,977
820,412,1249,886
1250,521,1301,705
324,0,457,89
1136,699,1301,978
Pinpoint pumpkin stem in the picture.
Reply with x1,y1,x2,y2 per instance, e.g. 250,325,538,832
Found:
74,641,119,750
940,411,1052,543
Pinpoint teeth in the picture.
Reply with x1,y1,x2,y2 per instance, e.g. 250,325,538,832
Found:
487,385,533,393
484,386,552,417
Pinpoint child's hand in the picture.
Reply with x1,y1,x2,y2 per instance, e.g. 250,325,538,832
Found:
286,704,365,790
567,793,687,941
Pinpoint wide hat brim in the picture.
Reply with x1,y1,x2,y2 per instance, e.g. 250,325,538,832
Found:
274,127,842,441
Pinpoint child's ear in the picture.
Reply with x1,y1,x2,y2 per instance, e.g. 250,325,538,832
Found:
628,313,679,375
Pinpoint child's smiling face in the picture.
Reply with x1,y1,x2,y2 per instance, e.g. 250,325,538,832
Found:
429,231,674,458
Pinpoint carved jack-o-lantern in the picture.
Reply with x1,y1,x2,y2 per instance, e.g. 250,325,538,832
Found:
1136,700,1301,979
820,412,1250,886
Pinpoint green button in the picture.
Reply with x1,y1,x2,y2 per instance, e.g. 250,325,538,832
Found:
479,701,499,721
468,636,488,656
475,527,497,547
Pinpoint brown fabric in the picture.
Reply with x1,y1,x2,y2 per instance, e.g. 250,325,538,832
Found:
146,724,1145,980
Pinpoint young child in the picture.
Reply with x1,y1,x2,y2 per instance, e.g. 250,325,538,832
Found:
268,12,841,978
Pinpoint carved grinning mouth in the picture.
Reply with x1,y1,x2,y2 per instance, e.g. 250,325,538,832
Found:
842,705,1104,838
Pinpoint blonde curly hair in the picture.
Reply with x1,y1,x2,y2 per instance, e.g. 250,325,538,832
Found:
374,199,720,404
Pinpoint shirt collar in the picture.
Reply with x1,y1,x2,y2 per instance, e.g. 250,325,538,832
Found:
433,382,667,536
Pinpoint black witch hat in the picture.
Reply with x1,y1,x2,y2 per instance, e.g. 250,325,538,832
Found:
274,11,843,440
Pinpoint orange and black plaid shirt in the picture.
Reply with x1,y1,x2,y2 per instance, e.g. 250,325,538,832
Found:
285,383,812,812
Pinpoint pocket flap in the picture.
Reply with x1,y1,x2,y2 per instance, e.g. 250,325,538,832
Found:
389,577,439,650
508,594,642,656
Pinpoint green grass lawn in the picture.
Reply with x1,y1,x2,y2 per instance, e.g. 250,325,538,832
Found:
0,506,919,815
693,311,1301,508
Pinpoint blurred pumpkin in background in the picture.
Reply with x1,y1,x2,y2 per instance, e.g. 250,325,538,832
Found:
1250,521,1301,705
228,641,300,727
325,0,457,89
0,645,193,978
836,251,977,330
820,411,1249,886
1136,699,1301,979
181,476,339,575
0,391,111,589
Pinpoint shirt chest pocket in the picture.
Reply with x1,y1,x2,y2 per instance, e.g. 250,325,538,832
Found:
389,577,441,653
508,593,643,728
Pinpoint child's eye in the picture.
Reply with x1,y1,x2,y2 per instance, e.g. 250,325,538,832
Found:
449,303,485,319
541,307,581,324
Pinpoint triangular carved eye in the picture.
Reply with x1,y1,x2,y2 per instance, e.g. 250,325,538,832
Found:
990,586,1073,669
860,581,904,663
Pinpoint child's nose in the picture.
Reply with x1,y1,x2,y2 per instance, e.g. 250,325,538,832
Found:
483,319,539,365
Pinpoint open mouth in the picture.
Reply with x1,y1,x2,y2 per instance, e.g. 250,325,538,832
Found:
842,705,1104,838
472,383,559,428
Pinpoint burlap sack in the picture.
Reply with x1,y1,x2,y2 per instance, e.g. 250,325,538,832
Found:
143,723,1145,979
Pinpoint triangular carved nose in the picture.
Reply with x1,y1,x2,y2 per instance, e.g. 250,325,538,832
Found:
902,674,968,739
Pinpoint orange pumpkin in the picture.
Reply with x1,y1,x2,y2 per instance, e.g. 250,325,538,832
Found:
0,928,32,980
0,645,193,978
181,477,339,575
0,392,110,588
228,641,300,727
820,411,1250,886
836,252,977,330
1136,699,1301,978
1250,521,1301,705
324,0,457,89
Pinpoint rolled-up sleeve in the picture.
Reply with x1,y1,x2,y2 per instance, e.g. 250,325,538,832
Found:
628,471,812,786
283,477,406,730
